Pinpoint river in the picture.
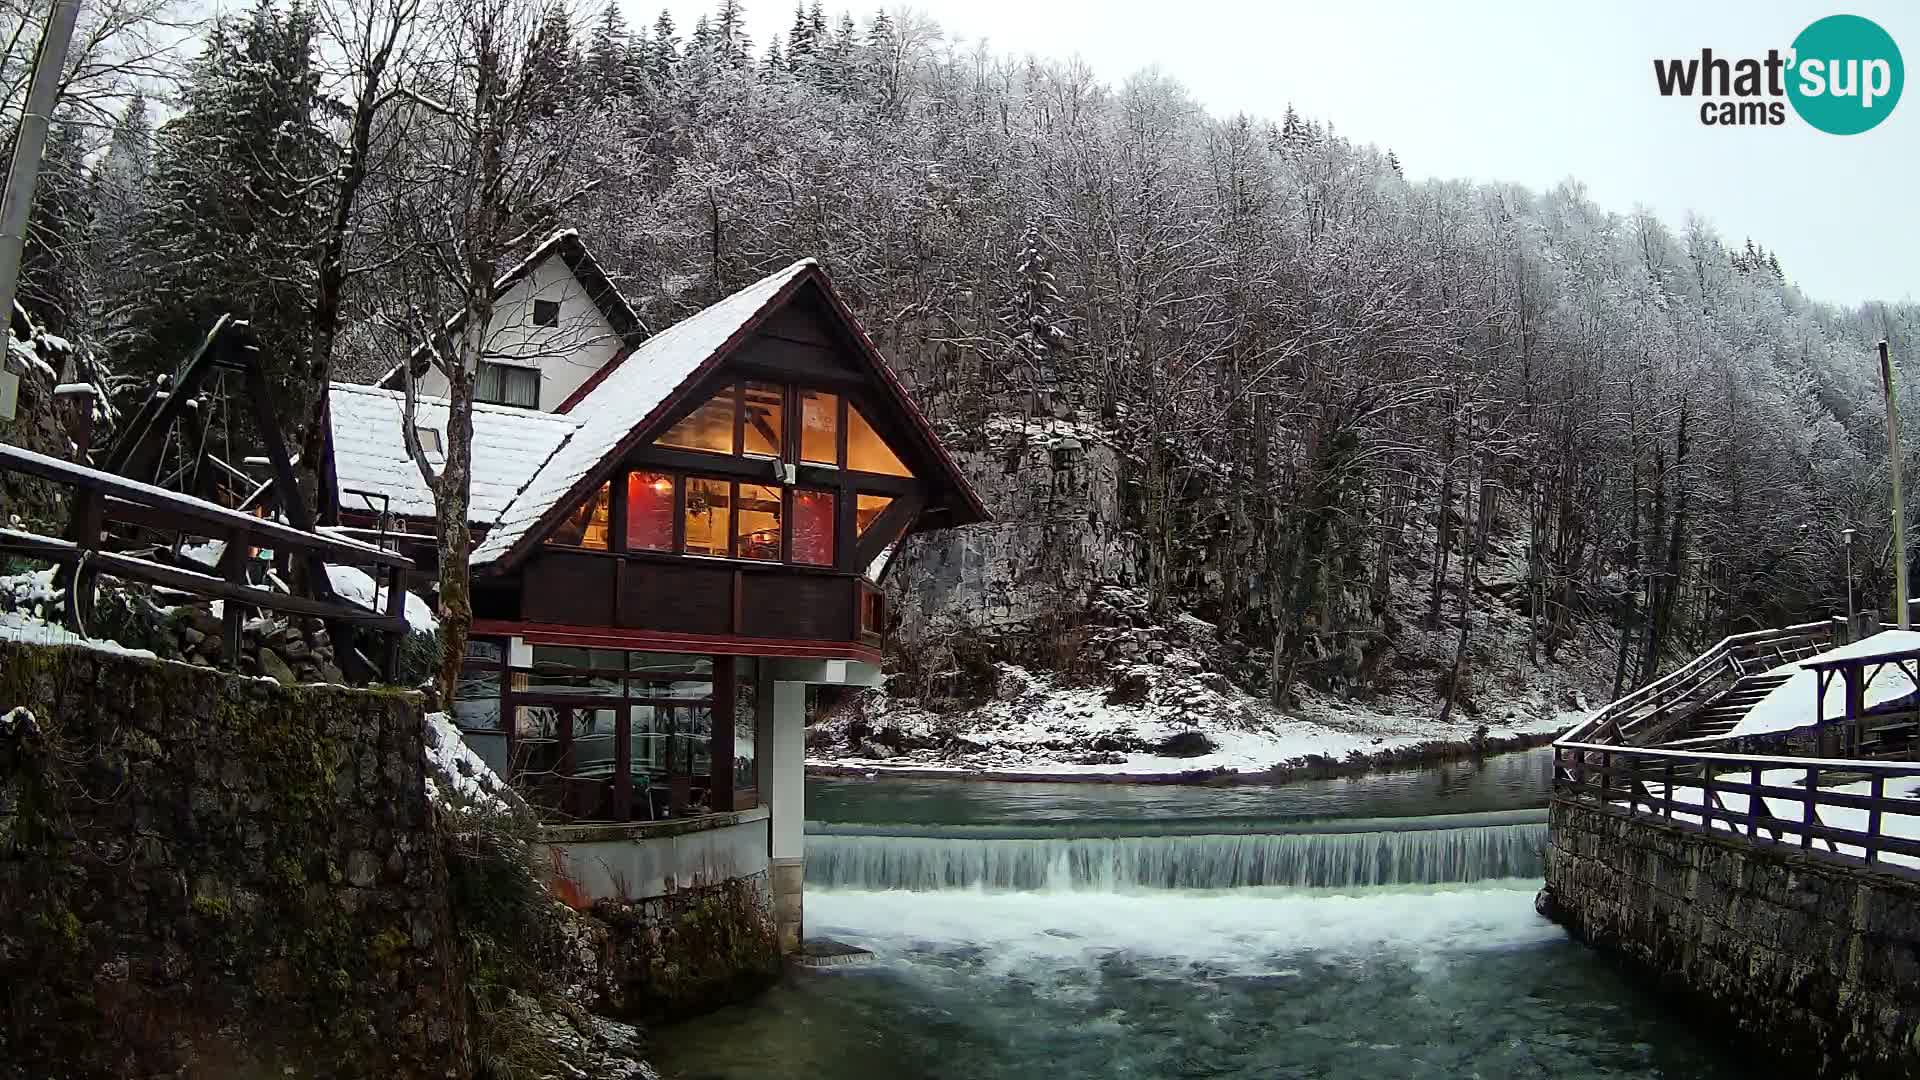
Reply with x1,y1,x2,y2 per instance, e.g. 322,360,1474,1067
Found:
652,748,1747,1078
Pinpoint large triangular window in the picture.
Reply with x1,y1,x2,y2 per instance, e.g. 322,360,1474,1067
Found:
657,382,785,458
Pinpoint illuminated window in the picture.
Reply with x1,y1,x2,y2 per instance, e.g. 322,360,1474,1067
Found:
848,406,912,477
659,386,737,454
800,390,838,465
684,478,732,556
546,482,610,549
742,382,784,457
792,490,835,565
626,471,675,551
735,484,782,561
856,493,893,537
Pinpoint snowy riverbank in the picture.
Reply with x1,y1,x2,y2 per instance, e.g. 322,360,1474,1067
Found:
807,660,1582,782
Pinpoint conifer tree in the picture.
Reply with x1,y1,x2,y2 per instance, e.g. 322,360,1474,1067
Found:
120,0,330,427
649,10,680,85
89,94,153,344
787,2,815,72
18,122,92,338
526,3,578,111
1001,222,1070,384
713,0,751,67
585,1,627,94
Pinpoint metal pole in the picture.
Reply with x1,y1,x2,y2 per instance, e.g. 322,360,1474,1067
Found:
1844,529,1856,628
0,0,82,332
1881,340,1909,629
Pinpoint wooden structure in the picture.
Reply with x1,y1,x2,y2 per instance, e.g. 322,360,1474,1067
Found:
324,249,986,827
0,442,412,677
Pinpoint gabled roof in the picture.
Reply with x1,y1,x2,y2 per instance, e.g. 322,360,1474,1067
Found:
328,382,580,524
470,259,989,571
376,230,645,390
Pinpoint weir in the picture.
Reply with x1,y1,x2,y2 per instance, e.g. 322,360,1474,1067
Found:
806,813,1546,891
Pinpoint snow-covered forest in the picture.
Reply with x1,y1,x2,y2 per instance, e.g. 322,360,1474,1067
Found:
7,0,1918,745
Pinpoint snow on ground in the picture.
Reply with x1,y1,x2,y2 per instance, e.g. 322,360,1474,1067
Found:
811,660,1578,777
0,606,158,659
423,710,520,815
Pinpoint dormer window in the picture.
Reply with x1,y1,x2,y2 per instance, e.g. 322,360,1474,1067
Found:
532,298,560,327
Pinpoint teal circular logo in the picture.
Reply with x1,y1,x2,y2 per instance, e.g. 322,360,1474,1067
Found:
1788,14,1903,134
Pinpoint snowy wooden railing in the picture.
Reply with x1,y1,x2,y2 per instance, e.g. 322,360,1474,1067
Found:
1553,740,1920,872
1558,621,1837,748
0,440,413,680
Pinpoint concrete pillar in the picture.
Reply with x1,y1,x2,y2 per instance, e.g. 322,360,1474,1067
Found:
768,679,806,953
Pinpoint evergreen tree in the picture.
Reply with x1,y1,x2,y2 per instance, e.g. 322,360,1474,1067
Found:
649,10,681,85
585,1,627,95
526,3,579,112
1386,149,1402,175
121,0,330,428
1001,223,1070,384
764,34,785,73
89,94,154,341
713,0,751,67
787,2,815,73
18,122,92,338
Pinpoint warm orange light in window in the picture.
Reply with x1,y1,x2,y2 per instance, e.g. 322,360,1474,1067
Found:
652,477,673,494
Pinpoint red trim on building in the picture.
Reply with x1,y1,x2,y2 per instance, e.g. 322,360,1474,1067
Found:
472,619,883,665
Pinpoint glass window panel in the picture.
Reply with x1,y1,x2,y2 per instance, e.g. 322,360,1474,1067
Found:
475,361,503,404
628,652,714,677
735,483,782,561
546,482,610,549
627,678,712,701
661,704,712,779
792,490,835,566
527,645,623,695
569,708,620,777
800,390,839,465
684,478,732,556
464,639,505,664
626,471,675,552
630,704,670,774
848,406,913,477
733,659,757,793
504,366,540,408
742,382,784,457
658,385,738,454
856,493,894,537
453,668,502,731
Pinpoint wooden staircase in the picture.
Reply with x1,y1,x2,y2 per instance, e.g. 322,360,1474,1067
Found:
1671,669,1795,743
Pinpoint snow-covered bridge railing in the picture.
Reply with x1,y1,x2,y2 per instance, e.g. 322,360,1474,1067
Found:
0,440,414,681
1552,741,1920,873
1558,621,1837,749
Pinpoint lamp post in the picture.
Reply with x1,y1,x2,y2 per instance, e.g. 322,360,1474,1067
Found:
1879,340,1909,629
1842,527,1857,629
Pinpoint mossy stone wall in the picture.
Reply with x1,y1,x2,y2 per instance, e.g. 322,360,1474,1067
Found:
0,639,470,1079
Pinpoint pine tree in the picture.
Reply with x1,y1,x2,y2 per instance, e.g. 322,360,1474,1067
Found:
17,121,92,338
120,0,331,429
713,0,751,67
89,94,153,340
585,1,628,95
526,3,579,112
1386,149,1403,176
1001,223,1070,385
649,10,681,85
787,2,815,73
764,34,785,73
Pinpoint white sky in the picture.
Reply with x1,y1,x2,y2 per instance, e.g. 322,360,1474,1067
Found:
640,0,1919,308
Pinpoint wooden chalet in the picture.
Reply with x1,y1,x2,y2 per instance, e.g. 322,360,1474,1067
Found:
322,234,984,942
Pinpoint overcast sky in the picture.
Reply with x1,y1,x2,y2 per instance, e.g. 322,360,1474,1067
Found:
639,0,1918,308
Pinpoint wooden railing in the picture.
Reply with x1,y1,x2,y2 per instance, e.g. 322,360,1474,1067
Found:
1554,740,1920,870
0,441,414,680
1559,621,1836,747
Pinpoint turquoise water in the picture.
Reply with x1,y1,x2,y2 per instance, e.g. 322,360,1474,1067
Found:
653,751,1748,1079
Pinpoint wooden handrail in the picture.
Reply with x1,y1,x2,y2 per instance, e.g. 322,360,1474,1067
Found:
1553,741,1920,871
0,442,409,568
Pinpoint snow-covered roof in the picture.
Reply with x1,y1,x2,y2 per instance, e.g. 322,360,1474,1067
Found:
1727,629,1920,739
470,259,818,565
327,382,579,525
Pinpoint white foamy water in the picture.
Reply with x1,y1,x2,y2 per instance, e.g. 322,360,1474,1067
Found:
810,881,1559,976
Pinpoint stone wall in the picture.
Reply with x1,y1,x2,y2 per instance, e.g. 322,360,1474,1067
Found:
1541,799,1920,1079
592,875,782,1025
0,639,470,1080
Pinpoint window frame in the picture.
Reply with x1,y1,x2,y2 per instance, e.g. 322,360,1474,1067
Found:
531,298,561,327
475,359,541,409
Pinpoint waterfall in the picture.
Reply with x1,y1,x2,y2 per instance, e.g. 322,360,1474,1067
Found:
806,815,1547,892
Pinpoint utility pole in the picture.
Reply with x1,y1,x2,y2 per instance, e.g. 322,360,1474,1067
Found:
0,0,83,332
1881,339,1909,629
